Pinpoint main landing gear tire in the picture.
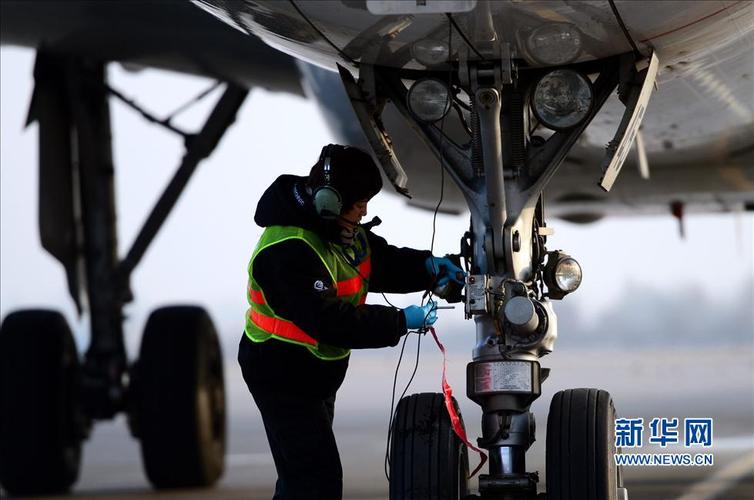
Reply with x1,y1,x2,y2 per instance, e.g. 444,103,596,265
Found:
546,388,627,500
0,310,84,496
132,306,226,489
389,392,469,500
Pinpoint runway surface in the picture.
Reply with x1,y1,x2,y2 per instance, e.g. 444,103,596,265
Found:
24,346,754,500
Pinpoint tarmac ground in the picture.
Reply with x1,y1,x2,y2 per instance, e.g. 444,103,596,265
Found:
18,347,754,500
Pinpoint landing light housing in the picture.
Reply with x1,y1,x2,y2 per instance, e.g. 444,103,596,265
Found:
531,69,593,130
411,39,450,66
526,23,582,66
544,251,582,299
407,78,451,123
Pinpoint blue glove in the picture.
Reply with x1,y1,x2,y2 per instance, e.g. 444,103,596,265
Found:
425,256,466,287
403,300,438,330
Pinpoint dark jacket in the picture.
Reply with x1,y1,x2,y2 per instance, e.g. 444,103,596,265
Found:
243,175,432,397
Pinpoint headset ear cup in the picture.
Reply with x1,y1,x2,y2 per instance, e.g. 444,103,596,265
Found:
313,186,343,219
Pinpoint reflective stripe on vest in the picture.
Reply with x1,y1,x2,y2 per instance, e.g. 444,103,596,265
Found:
248,310,318,347
250,258,371,305
244,225,371,361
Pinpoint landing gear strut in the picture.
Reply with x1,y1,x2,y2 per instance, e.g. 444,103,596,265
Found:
0,51,247,494
341,43,645,498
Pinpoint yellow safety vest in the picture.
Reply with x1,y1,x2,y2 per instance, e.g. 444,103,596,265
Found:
245,225,371,360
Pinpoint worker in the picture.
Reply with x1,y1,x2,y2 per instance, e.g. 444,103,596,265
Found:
238,144,465,500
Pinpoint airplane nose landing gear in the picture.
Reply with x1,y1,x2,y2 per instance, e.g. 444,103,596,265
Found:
340,43,642,499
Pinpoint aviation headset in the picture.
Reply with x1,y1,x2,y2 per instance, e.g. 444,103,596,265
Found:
313,144,343,219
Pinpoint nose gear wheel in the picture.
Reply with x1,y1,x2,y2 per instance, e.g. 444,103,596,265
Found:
389,393,470,500
546,388,626,500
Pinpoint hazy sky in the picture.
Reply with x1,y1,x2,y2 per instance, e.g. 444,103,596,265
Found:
1,47,752,358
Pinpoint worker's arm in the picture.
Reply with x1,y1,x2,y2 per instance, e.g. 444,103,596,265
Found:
253,239,407,349
366,230,433,293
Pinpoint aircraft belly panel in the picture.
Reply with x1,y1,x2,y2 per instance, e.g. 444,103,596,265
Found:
586,39,754,159
194,0,753,72
614,0,754,66
194,0,634,69
192,0,754,180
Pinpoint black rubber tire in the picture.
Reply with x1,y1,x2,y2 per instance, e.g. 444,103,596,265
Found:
134,306,225,489
389,392,469,500
0,310,83,496
546,388,623,500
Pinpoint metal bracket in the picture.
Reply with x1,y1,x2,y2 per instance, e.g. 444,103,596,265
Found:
523,58,622,212
465,274,491,316
635,128,650,179
599,51,659,191
499,43,513,85
337,64,411,197
479,472,539,495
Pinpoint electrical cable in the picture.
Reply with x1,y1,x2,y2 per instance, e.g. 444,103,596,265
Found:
384,15,454,482
334,247,399,309
333,242,420,482
607,0,642,56
446,13,486,61
453,100,473,136
382,324,419,480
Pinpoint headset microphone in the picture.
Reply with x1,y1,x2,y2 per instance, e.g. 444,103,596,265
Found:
362,216,382,231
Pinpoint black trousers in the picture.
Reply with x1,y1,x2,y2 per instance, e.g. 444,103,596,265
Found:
238,335,343,500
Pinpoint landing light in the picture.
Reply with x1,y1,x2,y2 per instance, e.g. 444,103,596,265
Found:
544,251,582,299
407,78,451,123
411,39,450,66
526,23,582,66
531,69,593,130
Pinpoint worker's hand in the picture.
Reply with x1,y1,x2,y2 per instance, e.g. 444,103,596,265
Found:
403,300,438,330
425,255,465,287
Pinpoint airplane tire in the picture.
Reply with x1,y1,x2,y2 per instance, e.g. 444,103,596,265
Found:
134,306,225,489
546,388,624,500
0,310,83,496
389,392,469,500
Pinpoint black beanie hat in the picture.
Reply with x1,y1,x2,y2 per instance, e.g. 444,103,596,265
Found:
307,144,383,209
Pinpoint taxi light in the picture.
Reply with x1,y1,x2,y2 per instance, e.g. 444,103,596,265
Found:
544,251,582,299
531,69,593,130
526,23,582,66
407,78,451,123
